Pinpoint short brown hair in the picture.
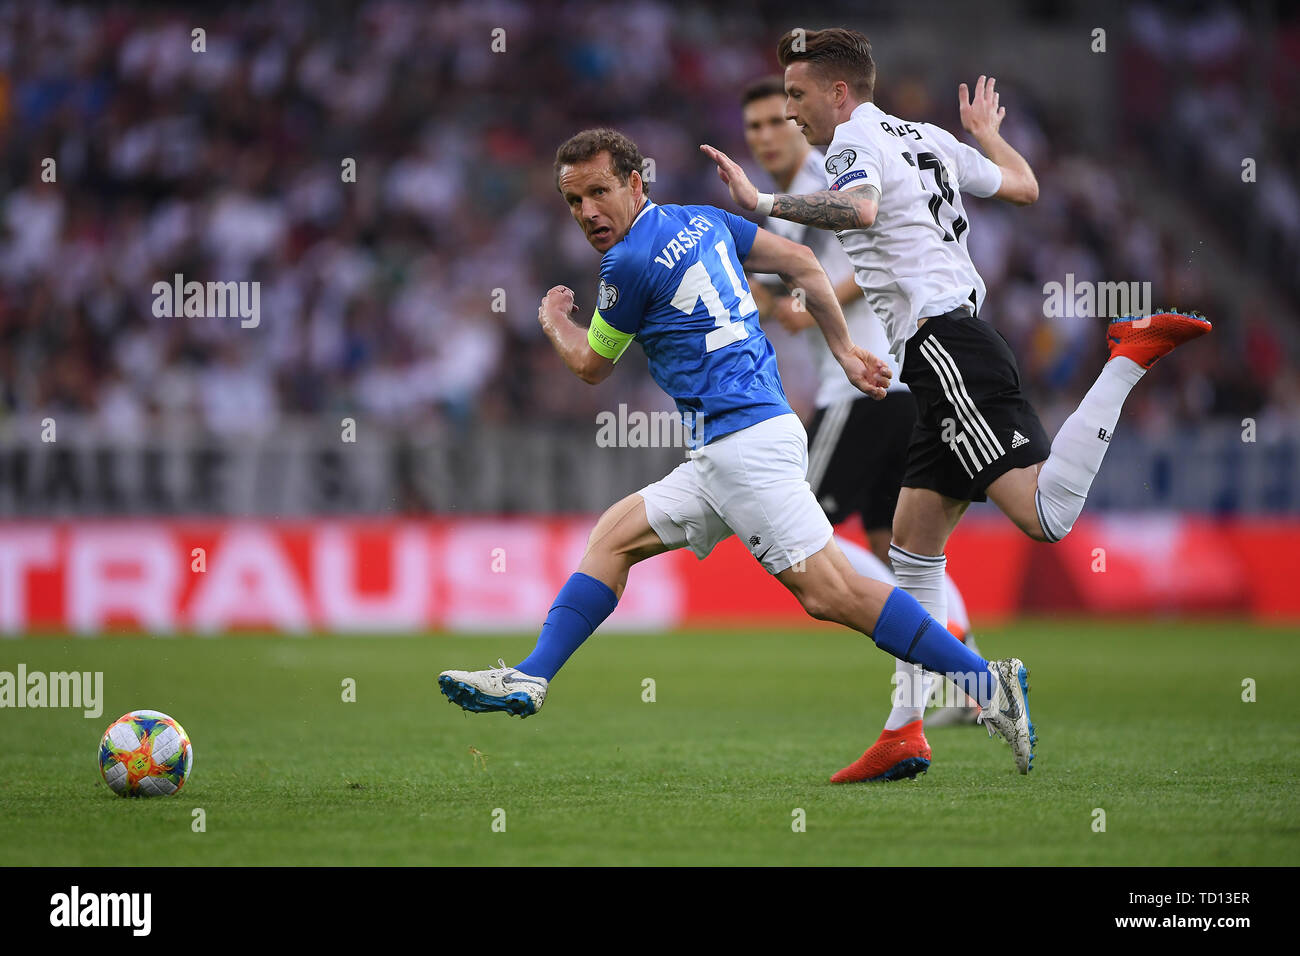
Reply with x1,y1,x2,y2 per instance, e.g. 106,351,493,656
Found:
553,128,648,196
777,27,875,101
741,75,787,108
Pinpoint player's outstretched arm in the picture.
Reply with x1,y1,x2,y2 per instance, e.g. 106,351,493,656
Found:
536,285,614,385
743,228,890,398
770,186,878,230
959,75,1039,205
699,144,878,230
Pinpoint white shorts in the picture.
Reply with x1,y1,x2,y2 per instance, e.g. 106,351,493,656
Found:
639,413,834,574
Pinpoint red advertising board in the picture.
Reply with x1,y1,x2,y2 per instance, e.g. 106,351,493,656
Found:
0,516,1296,635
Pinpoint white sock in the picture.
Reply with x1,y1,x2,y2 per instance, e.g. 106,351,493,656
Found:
885,544,947,730
888,543,947,622
1035,357,1145,541
888,658,937,730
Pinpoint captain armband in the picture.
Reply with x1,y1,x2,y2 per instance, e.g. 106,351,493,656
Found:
587,310,635,362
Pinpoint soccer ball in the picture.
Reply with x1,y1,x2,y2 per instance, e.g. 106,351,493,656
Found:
98,710,194,797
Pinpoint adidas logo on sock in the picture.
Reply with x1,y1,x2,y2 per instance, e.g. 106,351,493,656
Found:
1011,430,1028,449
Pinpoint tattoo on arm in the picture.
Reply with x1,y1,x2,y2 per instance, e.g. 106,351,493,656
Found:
771,185,879,230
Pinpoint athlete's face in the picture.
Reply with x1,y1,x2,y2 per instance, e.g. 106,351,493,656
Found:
558,153,645,253
743,94,806,181
783,62,843,147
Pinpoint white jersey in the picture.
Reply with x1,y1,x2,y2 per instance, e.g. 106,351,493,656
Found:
823,102,1003,364
761,148,905,408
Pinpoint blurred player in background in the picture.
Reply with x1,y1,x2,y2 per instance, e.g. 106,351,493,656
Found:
439,128,1037,776
703,27,1211,770
738,75,981,784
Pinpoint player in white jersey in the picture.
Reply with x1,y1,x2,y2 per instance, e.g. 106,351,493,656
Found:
703,27,1210,774
738,76,981,783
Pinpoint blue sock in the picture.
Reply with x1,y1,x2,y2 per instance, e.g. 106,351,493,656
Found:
872,587,993,708
515,573,618,680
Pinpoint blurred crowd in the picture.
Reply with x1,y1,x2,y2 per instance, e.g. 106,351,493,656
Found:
0,0,1296,442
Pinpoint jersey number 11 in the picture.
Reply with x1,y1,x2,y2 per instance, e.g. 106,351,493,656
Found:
671,240,757,353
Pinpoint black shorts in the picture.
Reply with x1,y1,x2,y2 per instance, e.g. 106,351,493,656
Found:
806,390,916,531
900,309,1050,502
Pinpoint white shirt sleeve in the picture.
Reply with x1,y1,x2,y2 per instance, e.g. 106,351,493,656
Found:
924,123,1003,198
952,141,1003,197
823,131,884,196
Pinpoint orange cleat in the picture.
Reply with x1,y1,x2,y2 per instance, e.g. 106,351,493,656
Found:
1107,310,1211,370
830,719,932,783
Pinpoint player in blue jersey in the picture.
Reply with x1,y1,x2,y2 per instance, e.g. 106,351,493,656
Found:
438,128,1035,774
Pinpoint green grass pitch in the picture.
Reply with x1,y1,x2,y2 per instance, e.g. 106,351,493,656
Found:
2,620,1297,866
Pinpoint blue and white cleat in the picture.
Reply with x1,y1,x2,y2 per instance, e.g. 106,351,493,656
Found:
439,659,548,718
977,658,1036,773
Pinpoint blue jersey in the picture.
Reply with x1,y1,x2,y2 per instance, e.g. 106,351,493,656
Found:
594,201,792,447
